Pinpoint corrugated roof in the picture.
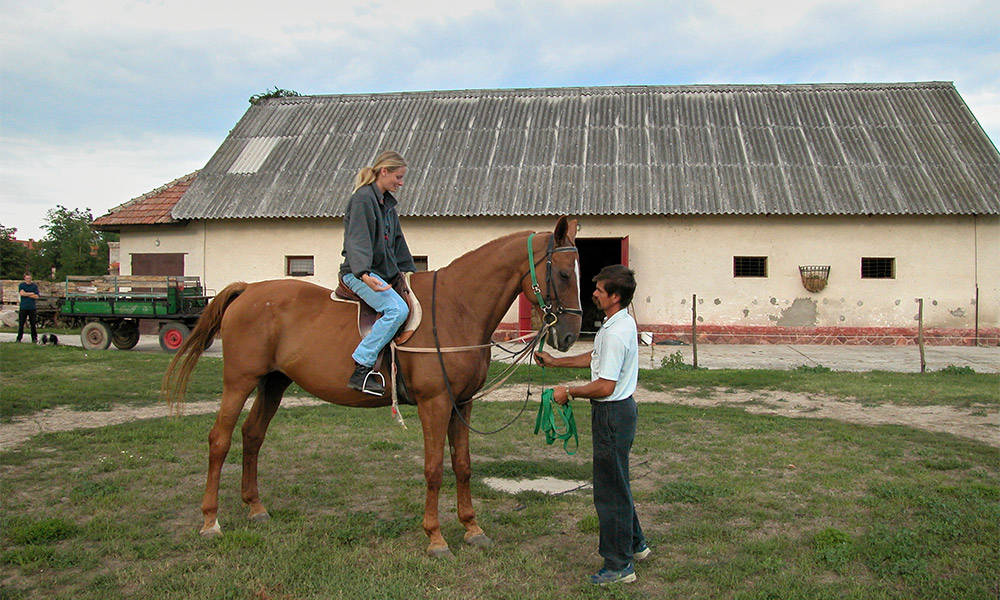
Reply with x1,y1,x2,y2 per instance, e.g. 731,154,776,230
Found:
94,171,199,229
173,83,1000,219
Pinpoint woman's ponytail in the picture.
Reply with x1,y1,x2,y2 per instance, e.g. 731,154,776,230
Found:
352,151,407,192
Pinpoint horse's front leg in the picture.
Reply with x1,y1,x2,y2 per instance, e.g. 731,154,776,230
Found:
448,400,491,548
418,397,453,557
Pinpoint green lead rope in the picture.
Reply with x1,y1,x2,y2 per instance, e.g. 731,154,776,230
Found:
535,388,578,455
528,232,577,454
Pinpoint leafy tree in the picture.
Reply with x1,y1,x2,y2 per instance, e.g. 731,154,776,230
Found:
1,225,31,279
39,206,113,278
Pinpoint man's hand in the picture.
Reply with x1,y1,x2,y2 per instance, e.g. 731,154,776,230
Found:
552,385,570,405
362,273,390,292
534,351,554,367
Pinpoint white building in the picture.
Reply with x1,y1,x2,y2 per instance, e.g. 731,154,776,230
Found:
94,83,1000,345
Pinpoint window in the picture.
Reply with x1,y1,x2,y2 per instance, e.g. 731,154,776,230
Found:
286,256,314,277
861,257,894,279
734,256,767,278
412,255,429,271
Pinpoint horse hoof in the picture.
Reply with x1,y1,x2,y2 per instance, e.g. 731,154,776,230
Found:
464,533,493,548
426,546,454,559
200,521,222,537
250,511,270,523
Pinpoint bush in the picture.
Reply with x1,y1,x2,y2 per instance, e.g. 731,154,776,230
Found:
937,365,976,375
661,351,698,370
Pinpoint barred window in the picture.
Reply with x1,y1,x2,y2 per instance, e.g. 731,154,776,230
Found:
734,256,767,278
286,256,314,277
861,257,894,279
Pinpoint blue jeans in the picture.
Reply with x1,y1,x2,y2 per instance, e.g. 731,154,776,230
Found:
592,396,646,571
342,272,409,367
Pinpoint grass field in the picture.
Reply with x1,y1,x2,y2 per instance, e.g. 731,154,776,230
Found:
2,341,999,599
2,343,996,422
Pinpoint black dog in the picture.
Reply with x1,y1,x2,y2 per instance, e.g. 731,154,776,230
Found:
40,334,59,345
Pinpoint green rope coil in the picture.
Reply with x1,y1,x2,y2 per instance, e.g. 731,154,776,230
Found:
534,388,578,455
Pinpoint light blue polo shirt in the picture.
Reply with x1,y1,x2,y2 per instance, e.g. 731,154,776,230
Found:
590,309,638,402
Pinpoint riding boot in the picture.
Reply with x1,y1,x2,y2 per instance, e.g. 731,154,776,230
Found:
348,362,384,396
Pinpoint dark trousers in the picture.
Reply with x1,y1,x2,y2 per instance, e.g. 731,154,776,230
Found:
591,396,645,570
16,309,38,342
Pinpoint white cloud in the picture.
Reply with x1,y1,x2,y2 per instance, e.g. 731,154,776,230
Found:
0,133,219,239
1,0,997,242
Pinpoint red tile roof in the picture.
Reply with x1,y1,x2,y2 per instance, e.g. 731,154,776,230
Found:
92,171,199,228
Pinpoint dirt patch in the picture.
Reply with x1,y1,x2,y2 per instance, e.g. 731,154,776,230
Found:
1,386,996,451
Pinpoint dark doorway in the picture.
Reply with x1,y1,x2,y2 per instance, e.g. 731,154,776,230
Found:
576,237,626,336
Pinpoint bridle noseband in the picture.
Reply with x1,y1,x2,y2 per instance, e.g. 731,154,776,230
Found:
526,233,584,327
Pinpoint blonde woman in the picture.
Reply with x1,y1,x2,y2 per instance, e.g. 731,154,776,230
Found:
338,151,416,395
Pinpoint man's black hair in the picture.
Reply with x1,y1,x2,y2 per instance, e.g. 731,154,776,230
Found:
593,264,636,308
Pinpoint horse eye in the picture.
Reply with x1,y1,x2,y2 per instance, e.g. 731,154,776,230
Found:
559,270,571,281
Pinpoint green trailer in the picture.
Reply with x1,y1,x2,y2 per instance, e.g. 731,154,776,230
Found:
60,276,213,352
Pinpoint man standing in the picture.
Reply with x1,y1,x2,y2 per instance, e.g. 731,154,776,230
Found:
535,264,649,585
16,273,40,344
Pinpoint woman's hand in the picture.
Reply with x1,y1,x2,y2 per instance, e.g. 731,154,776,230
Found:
361,273,390,292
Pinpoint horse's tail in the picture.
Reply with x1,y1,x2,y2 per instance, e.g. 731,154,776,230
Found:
161,281,248,410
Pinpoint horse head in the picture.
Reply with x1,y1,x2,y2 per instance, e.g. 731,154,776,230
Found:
524,216,583,352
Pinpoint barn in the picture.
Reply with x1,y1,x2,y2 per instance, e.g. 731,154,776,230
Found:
94,82,1000,344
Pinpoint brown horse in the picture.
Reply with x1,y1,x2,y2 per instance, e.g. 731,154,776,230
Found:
162,217,582,557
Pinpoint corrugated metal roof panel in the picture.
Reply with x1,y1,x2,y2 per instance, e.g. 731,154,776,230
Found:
173,83,1000,219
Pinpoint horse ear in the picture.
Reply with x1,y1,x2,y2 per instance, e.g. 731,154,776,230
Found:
554,216,577,245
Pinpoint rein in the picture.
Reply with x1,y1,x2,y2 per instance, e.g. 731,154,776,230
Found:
414,232,581,435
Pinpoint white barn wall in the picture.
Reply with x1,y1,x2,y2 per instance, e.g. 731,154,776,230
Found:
116,214,999,331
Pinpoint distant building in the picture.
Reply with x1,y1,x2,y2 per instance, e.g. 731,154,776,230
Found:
94,83,1000,344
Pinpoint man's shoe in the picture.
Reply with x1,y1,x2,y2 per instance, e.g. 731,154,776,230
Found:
633,544,651,562
348,363,384,396
588,563,636,585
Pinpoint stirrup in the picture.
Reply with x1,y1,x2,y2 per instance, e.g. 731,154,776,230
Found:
361,369,385,396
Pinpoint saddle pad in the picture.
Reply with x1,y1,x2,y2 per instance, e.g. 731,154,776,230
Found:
330,273,421,343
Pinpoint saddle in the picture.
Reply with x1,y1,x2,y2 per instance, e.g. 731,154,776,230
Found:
331,272,422,344
331,273,422,404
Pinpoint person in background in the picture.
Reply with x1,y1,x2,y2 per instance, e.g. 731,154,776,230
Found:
535,264,649,586
16,272,40,344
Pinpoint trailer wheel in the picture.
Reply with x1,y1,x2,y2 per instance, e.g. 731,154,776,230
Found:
81,321,112,350
112,321,141,350
159,322,190,353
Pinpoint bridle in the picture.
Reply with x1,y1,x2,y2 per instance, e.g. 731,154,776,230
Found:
524,232,583,330
414,232,583,435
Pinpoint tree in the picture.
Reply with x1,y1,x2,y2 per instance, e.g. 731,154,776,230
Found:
1,225,31,279
40,206,113,278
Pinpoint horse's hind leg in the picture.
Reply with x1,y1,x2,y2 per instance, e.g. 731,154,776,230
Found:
200,375,258,536
241,372,290,522
448,401,491,548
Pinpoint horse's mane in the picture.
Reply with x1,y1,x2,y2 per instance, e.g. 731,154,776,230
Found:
437,229,537,273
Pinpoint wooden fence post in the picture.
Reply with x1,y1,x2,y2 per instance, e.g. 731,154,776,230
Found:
692,293,698,369
917,298,926,373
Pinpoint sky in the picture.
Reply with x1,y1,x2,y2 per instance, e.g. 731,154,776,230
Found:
2,0,998,240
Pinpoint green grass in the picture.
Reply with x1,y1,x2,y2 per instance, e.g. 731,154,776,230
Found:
1,402,997,599
0,343,225,419
3,343,996,422
491,362,1000,408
